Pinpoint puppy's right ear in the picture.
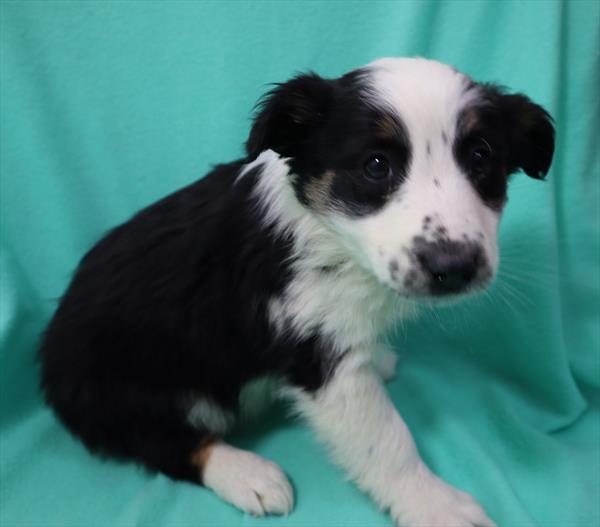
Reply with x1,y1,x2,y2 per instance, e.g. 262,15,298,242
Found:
246,73,334,160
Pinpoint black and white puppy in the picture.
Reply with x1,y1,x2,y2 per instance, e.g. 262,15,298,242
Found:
40,58,554,526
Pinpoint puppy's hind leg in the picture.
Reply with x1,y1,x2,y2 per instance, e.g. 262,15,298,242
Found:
194,441,294,516
99,392,293,516
44,372,293,516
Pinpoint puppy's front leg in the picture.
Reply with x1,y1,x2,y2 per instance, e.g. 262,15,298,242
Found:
291,352,496,527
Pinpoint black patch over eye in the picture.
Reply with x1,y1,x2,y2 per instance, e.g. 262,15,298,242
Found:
364,155,391,181
469,140,492,176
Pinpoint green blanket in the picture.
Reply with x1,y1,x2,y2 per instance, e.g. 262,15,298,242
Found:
1,1,598,526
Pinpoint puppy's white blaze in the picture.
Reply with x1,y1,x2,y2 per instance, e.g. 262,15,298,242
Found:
402,141,500,247
366,58,479,141
347,168,501,290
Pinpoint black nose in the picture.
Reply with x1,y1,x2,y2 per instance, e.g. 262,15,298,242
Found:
416,241,482,294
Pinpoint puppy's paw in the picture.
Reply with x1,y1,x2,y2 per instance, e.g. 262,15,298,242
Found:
371,344,398,382
202,444,294,516
391,465,496,527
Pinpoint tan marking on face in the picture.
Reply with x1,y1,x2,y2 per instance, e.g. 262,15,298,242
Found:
459,107,480,134
304,170,335,211
375,115,402,140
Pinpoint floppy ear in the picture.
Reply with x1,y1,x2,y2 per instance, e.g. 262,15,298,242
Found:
246,73,334,160
498,93,555,179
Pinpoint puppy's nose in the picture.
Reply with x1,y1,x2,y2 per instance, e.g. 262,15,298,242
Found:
416,241,482,294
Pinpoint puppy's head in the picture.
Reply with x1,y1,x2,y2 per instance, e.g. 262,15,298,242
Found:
247,58,554,300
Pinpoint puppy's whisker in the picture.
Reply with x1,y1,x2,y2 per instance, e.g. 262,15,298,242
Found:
496,269,557,289
492,281,532,311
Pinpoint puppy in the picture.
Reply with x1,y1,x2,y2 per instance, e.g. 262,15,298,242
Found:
40,57,554,526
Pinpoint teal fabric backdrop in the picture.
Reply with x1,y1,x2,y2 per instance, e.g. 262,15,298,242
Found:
1,1,599,526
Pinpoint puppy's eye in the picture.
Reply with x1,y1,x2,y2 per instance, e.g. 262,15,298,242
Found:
364,155,391,181
469,140,492,175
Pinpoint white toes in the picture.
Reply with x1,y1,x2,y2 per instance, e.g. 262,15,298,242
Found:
452,488,497,527
234,488,265,517
390,466,495,527
202,443,294,516
249,461,294,515
466,505,497,527
257,479,294,515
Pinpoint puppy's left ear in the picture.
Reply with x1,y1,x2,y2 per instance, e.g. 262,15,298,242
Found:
499,94,555,179
246,73,334,160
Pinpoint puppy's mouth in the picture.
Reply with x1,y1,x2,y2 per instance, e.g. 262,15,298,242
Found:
397,275,493,305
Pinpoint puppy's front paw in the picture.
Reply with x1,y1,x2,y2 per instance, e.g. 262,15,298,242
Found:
391,465,496,527
203,445,294,516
